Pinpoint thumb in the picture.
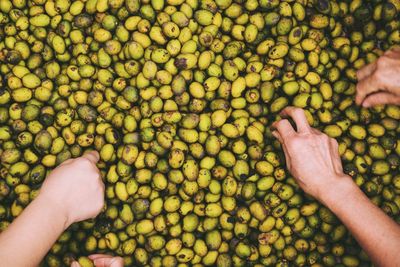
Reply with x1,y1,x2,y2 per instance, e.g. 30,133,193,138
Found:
362,92,400,107
355,73,384,105
89,255,124,267
356,61,376,81
81,150,100,164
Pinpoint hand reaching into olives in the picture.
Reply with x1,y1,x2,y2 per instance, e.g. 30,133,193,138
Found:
271,107,352,204
356,48,400,107
272,107,400,267
71,255,124,267
39,151,105,227
0,152,105,267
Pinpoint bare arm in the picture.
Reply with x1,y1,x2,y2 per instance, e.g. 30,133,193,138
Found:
0,151,104,267
0,194,68,267
322,178,400,267
272,107,400,267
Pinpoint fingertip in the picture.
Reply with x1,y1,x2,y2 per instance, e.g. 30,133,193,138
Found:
88,255,97,260
71,261,80,267
279,106,304,119
361,100,370,108
271,120,279,130
354,93,363,106
279,106,292,116
271,118,286,129
279,107,287,114
271,130,282,142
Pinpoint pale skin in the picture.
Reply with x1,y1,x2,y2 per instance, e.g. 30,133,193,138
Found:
272,107,400,267
1,50,400,267
355,48,400,107
0,151,122,267
272,50,400,266
273,49,400,266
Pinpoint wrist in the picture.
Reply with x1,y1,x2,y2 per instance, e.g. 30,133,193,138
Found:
318,174,359,208
34,193,71,231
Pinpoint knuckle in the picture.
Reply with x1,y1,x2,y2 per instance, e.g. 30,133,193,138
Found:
78,157,91,166
304,135,315,143
321,134,330,142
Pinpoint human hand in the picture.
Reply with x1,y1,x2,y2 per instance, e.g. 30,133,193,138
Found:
356,47,400,107
271,107,353,204
71,255,124,267
38,151,104,228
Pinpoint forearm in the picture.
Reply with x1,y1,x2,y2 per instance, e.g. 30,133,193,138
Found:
0,195,68,267
322,177,400,267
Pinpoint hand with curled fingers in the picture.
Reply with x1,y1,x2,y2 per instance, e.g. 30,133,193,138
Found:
38,151,105,228
356,47,400,107
71,254,124,267
271,107,353,204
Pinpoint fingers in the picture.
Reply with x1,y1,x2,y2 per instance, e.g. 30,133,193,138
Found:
71,262,80,267
390,46,400,52
355,74,383,105
272,130,283,143
271,131,292,170
384,47,400,57
271,119,296,140
82,151,100,164
88,255,124,267
107,257,124,267
361,92,400,107
356,61,376,81
281,143,292,170
279,107,311,133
